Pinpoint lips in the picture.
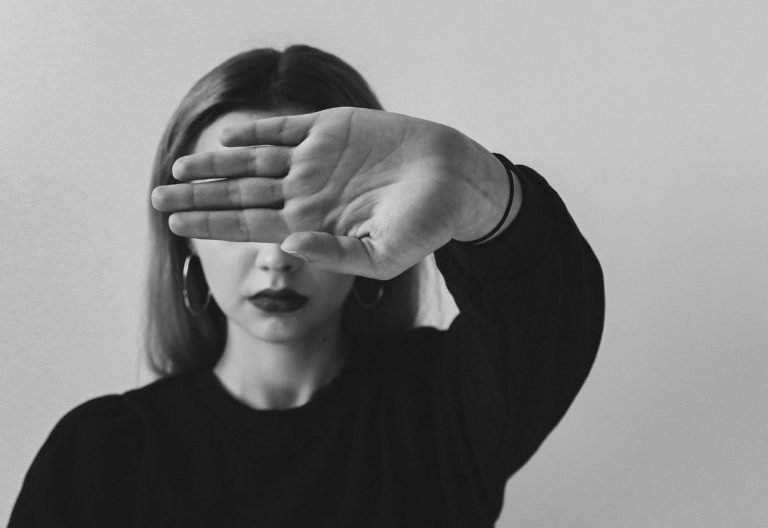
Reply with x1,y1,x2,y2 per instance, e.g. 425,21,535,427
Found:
248,288,308,313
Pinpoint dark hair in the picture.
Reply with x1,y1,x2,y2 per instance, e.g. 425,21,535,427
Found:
145,45,425,377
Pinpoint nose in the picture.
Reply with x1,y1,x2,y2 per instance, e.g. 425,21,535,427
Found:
254,243,304,273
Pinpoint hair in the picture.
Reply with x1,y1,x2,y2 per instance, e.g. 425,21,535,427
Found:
145,45,425,377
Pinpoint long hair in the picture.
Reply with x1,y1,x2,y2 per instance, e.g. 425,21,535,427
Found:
145,45,425,377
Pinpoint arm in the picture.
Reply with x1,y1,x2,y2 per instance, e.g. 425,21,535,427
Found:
434,157,605,489
148,107,603,509
8,396,141,527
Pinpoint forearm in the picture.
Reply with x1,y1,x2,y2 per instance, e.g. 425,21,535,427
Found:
436,164,604,480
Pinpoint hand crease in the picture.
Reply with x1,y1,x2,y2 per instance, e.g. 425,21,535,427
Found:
278,117,289,145
204,213,212,239
228,179,243,208
237,211,249,242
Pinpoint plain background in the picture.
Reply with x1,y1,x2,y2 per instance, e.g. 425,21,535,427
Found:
2,0,767,525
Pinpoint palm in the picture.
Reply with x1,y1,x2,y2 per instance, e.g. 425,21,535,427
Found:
287,110,466,271
152,108,489,279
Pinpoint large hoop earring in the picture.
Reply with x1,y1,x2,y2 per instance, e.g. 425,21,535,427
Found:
183,254,211,317
352,279,383,309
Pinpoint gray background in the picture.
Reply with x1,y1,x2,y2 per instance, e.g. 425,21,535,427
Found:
2,0,767,525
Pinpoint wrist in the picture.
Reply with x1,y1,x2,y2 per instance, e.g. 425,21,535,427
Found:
475,156,521,244
453,152,516,243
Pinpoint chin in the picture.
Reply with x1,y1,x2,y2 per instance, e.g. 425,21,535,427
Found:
245,318,318,343
254,330,306,344
230,304,339,344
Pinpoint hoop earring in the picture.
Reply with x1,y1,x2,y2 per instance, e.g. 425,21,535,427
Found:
352,280,383,309
182,254,211,317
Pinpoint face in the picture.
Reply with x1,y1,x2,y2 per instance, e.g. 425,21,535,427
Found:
188,110,356,344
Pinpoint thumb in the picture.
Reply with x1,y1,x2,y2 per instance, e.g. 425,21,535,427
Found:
280,231,383,278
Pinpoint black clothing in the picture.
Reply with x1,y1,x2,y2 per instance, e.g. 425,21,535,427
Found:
9,162,605,527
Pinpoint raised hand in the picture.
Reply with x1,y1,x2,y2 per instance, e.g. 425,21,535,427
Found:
151,107,509,280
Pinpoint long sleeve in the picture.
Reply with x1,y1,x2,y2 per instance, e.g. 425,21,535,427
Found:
6,160,603,528
8,395,143,527
431,158,605,506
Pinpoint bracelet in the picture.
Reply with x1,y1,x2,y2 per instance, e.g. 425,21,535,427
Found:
459,153,515,245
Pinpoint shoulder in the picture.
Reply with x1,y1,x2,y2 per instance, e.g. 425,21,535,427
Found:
19,377,195,491
39,392,143,467
56,392,131,425
40,374,195,456
52,374,185,432
11,392,149,526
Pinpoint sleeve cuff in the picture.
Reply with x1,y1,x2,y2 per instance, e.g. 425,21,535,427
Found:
435,159,557,278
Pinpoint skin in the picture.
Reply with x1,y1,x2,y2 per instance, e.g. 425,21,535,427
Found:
153,107,519,280
190,111,356,410
153,107,522,410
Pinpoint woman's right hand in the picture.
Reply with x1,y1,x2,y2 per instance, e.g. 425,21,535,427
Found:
151,107,510,279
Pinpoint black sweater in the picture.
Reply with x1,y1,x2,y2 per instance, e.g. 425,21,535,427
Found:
9,163,605,528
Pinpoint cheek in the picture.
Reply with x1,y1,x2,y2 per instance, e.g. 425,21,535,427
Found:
193,243,249,305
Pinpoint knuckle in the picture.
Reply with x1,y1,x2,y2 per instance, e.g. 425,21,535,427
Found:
236,211,250,241
248,148,260,175
188,184,199,209
227,179,243,208
203,213,212,239
210,154,223,177
277,118,289,143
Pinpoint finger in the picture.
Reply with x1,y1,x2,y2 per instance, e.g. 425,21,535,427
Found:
219,113,317,147
168,209,289,242
151,178,284,212
281,232,397,279
172,146,291,181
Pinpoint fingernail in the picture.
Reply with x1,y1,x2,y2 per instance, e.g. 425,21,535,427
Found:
219,130,233,145
171,157,185,178
281,248,308,261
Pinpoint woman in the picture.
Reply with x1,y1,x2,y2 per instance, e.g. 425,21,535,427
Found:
10,45,604,527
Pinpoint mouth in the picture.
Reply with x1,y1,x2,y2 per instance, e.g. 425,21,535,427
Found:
248,288,309,313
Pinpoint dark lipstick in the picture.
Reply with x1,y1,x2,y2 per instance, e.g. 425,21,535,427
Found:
248,288,308,313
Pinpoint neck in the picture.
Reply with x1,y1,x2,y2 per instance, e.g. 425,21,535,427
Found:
213,317,349,411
